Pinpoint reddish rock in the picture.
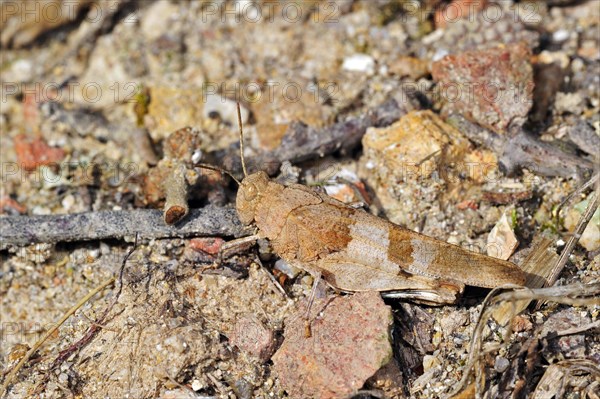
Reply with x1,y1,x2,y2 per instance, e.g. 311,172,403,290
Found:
229,315,276,362
456,199,478,210
0,196,27,215
188,237,225,256
14,134,65,171
431,42,534,134
272,292,393,399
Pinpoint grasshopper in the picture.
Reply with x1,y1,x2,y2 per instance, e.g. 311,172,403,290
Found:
212,104,525,306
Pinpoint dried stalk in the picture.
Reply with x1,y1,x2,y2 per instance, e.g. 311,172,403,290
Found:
543,189,599,289
163,163,190,225
448,282,600,399
1,277,116,397
0,206,248,247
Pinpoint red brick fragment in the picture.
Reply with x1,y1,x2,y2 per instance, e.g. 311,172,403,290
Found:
188,237,225,256
431,42,534,134
14,134,65,171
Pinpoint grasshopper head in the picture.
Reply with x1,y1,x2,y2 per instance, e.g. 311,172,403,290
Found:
236,171,270,225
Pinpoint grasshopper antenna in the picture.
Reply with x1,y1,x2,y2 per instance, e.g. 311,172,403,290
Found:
237,102,248,178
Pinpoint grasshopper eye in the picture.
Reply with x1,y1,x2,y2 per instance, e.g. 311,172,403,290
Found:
243,183,258,201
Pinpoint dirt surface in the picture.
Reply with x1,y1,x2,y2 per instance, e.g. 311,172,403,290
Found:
1,1,599,398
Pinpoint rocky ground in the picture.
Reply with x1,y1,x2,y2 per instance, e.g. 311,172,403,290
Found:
1,1,599,398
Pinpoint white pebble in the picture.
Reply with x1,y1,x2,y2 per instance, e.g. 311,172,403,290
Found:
11,59,34,82
191,379,203,391
552,29,569,42
342,54,375,75
61,194,75,211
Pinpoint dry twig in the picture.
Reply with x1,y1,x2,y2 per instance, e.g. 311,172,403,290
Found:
449,282,600,399
543,190,599,289
0,206,248,247
1,279,115,397
446,114,594,178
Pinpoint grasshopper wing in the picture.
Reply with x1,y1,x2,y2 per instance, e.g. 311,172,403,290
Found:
317,254,463,304
376,214,526,288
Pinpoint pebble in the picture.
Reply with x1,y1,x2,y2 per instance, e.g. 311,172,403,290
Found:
342,54,375,75
494,356,510,372
553,29,570,42
58,372,69,384
487,211,518,260
61,194,75,212
11,59,34,82
274,259,301,279
229,315,275,362
423,355,441,371
191,379,203,391
554,92,585,115
431,42,534,134
272,292,393,399
564,197,600,251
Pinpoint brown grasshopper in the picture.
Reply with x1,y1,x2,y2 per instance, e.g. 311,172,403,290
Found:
212,105,525,306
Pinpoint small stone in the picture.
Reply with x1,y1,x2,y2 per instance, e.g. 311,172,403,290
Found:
0,196,27,215
185,237,226,263
163,127,203,162
229,315,275,362
191,379,203,391
362,110,471,182
541,309,591,362
388,56,429,80
440,311,469,337
423,355,441,371
487,211,519,260
431,42,534,133
564,196,600,251
537,50,570,69
141,0,180,41
146,87,205,141
61,194,75,212
511,315,533,333
494,357,510,373
274,259,301,279
342,54,375,75
272,292,393,399
14,134,65,171
552,29,570,42
251,80,335,150
58,372,69,384
554,92,585,115
11,59,34,82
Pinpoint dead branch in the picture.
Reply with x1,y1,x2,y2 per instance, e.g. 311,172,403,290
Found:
446,114,594,178
223,97,413,175
0,205,248,247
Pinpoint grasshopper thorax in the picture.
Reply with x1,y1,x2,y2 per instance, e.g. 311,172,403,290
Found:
236,171,270,225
